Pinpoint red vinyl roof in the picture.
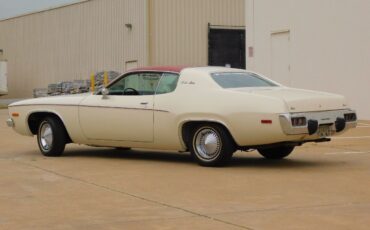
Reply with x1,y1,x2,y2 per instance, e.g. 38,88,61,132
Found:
129,66,189,73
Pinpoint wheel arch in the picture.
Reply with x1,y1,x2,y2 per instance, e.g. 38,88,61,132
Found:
27,111,72,143
179,119,238,150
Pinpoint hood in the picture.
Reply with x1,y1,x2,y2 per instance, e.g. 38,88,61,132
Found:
9,93,90,107
230,87,348,112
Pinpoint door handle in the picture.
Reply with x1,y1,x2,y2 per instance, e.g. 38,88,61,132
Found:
140,102,149,105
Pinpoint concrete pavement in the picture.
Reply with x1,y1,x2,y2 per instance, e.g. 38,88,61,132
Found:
0,109,369,229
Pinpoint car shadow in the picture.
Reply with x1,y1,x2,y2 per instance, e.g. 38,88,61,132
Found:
230,156,343,169
61,147,345,169
63,148,195,165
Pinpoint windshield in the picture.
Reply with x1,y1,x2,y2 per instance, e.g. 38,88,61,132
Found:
211,72,278,88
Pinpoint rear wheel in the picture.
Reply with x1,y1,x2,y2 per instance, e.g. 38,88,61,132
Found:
190,124,235,167
37,117,67,157
258,146,295,159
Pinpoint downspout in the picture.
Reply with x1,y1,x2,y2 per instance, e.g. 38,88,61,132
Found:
147,0,152,66
246,0,255,70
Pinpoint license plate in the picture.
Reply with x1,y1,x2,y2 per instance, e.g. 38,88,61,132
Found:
318,126,332,137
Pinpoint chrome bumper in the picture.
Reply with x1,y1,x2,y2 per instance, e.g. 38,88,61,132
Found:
6,118,14,127
279,109,357,135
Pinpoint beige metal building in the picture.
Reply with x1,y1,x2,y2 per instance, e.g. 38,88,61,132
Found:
0,0,245,98
246,0,370,119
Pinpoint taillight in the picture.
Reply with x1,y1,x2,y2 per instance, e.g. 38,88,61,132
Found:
291,117,307,127
344,113,357,122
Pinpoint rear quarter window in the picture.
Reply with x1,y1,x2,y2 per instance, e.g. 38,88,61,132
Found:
211,72,277,88
155,73,179,95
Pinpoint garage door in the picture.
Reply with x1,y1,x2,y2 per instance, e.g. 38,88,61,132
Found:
271,31,291,86
208,28,246,69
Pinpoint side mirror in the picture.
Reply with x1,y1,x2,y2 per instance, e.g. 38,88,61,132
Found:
102,88,109,99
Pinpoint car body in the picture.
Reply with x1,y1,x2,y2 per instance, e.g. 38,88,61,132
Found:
7,66,357,166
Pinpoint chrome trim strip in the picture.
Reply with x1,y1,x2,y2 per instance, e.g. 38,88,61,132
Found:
79,105,170,113
280,109,357,135
8,104,170,113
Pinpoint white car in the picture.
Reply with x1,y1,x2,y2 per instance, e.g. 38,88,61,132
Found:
7,66,357,166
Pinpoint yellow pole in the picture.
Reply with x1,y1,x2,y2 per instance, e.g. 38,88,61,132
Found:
104,71,108,87
90,72,95,92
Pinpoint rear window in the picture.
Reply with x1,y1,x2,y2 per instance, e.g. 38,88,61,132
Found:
211,72,277,88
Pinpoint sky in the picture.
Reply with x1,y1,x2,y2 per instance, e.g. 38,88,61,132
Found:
0,0,80,20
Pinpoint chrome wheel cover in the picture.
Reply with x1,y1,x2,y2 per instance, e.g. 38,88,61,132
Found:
194,128,222,161
39,122,53,151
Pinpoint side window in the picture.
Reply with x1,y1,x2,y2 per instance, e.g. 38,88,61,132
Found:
109,74,136,95
108,73,161,96
156,73,179,95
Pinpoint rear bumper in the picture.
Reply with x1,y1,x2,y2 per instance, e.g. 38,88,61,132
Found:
279,109,357,135
6,118,14,127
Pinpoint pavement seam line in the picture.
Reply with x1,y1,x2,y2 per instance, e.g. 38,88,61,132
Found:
325,151,370,155
206,202,370,216
324,145,368,153
332,136,370,139
14,159,254,230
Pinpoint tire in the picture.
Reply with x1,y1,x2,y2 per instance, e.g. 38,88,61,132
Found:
258,146,295,160
37,117,67,157
190,124,236,167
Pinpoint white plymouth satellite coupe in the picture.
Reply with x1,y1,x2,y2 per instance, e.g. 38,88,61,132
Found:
7,66,357,166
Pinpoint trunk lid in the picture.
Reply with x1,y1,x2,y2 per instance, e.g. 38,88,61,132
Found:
231,87,348,112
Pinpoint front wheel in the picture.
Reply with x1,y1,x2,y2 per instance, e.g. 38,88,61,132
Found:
258,146,295,160
190,124,236,167
37,117,67,157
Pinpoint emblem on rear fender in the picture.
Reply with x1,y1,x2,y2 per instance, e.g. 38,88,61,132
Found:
181,81,196,85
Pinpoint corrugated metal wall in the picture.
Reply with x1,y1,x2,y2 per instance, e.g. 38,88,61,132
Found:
149,0,245,66
0,0,245,98
0,0,148,98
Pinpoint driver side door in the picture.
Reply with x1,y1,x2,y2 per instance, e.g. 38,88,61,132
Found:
78,72,161,142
